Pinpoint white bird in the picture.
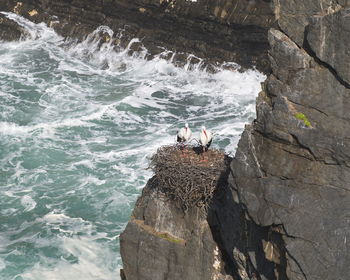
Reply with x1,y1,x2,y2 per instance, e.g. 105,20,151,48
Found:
177,123,192,143
199,126,213,153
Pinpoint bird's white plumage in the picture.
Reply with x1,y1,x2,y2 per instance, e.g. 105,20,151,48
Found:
199,126,212,150
177,123,192,142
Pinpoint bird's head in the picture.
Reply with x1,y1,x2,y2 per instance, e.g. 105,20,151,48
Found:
201,126,206,132
185,123,189,128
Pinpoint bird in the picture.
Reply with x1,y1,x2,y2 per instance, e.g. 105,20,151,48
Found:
199,126,213,153
177,123,192,143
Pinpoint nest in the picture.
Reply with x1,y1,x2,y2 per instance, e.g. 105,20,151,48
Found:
150,145,231,211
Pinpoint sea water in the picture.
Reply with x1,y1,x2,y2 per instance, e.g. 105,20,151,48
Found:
0,12,265,280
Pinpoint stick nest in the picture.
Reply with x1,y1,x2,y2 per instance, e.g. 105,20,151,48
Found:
150,145,231,211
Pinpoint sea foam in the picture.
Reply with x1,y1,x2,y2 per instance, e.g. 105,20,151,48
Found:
0,12,265,280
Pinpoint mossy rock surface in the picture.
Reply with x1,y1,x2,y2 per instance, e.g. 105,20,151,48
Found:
295,112,311,127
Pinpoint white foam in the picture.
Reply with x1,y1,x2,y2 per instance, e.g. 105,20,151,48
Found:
0,259,5,271
1,12,59,42
0,120,84,136
22,236,120,280
41,212,86,225
20,212,120,280
73,159,96,169
0,107,109,136
79,176,106,187
0,12,265,149
0,234,10,252
0,13,266,280
22,261,120,280
20,195,36,211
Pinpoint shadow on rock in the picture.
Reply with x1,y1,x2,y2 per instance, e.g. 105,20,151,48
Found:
207,166,289,280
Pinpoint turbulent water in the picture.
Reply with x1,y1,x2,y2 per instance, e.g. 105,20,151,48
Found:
0,12,265,280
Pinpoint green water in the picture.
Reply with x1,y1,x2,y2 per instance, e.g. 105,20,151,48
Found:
0,13,265,279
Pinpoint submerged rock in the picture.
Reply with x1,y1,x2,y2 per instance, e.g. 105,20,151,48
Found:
0,13,23,40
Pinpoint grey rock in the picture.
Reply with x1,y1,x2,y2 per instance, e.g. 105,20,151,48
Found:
121,175,287,280
231,16,350,280
0,13,24,41
274,0,350,47
307,8,350,85
120,179,226,280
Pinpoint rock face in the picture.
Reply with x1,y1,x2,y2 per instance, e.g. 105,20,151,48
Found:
121,172,286,280
229,2,350,280
0,0,276,72
0,12,23,40
307,8,350,86
120,178,227,280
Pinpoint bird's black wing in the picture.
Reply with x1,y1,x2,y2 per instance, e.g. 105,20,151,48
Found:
206,139,212,148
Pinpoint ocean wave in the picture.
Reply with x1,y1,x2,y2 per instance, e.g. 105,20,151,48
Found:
0,12,265,280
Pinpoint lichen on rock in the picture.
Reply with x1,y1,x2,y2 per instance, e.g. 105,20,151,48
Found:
294,112,311,128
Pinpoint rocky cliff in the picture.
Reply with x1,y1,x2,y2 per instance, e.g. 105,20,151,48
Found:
1,0,349,280
120,177,227,280
231,1,350,279
0,0,275,72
